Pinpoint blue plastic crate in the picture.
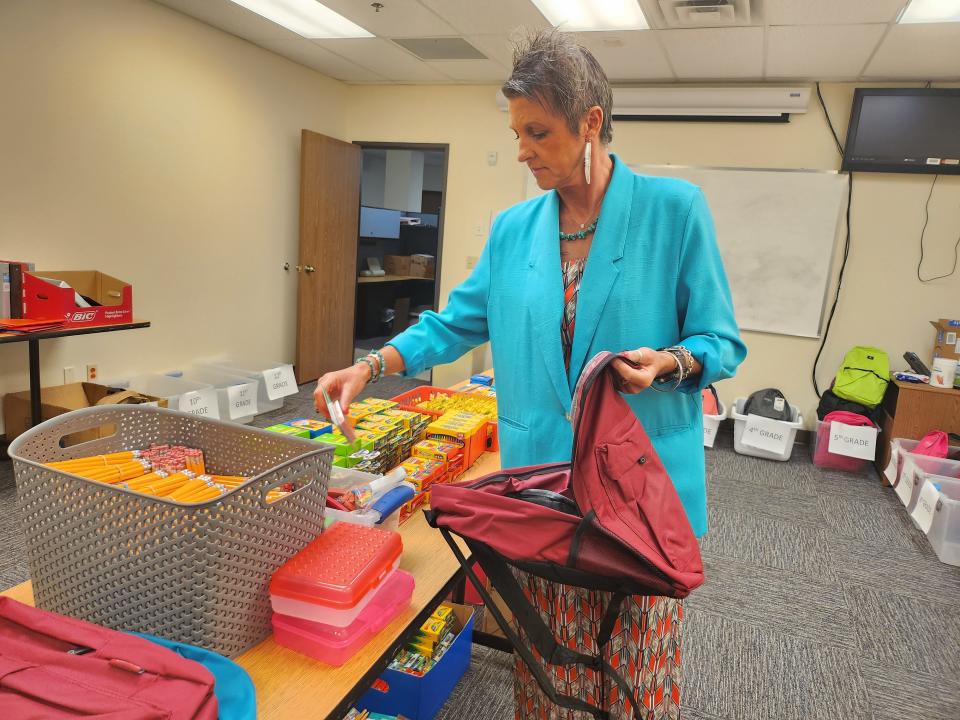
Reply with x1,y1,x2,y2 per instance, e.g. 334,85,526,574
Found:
358,604,474,720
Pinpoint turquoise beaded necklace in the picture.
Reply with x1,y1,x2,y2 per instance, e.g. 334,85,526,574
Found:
559,216,599,241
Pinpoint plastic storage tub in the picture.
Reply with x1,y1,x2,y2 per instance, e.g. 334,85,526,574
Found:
168,366,260,424
703,400,726,448
8,405,332,657
730,397,804,461
896,453,960,513
272,569,414,666
811,419,878,473
122,374,214,414
924,477,960,566
269,522,403,627
884,437,960,486
197,360,298,414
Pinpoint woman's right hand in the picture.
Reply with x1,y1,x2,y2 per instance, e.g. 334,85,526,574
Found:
314,363,371,418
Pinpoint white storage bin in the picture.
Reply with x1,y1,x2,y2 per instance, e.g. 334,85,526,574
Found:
896,453,960,512
730,397,804,462
168,367,260,425
197,360,298,414
883,437,960,486
703,400,726,448
924,477,960,566
123,374,214,415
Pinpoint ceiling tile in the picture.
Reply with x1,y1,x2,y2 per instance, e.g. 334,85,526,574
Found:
417,0,549,35
864,23,960,79
425,59,510,82
766,24,886,79
464,34,517,68
254,37,386,82
763,0,908,25
660,27,764,80
319,0,457,38
575,31,674,82
153,0,302,41
313,38,452,82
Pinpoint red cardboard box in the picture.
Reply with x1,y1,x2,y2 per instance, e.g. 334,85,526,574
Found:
22,271,133,327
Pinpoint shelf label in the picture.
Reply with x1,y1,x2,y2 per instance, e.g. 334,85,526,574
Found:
741,415,790,455
910,480,940,534
179,389,220,419
827,422,877,460
227,382,259,419
883,444,900,484
263,365,298,400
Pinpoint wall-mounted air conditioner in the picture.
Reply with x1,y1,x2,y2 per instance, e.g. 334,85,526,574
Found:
495,86,811,122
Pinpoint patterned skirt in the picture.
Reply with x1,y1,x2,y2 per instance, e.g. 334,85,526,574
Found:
511,569,683,720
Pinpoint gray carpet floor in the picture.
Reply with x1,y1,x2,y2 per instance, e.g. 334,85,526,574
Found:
3,385,959,719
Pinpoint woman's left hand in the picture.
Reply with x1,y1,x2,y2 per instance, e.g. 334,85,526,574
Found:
611,347,677,394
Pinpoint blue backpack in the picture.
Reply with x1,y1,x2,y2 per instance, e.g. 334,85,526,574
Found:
134,633,256,720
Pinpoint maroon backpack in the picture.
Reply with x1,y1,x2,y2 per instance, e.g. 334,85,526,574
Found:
427,352,704,719
0,597,218,719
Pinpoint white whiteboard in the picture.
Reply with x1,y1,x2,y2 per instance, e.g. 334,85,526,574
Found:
525,164,847,337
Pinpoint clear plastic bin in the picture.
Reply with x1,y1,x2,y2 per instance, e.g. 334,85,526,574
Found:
884,437,960,486
924,477,960,566
197,360,298,414
168,367,260,424
703,400,726,448
122,374,214,414
730,397,804,462
898,453,960,513
811,419,878,473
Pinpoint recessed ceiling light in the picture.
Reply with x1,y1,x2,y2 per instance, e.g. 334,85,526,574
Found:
227,0,374,38
898,0,960,23
530,0,650,32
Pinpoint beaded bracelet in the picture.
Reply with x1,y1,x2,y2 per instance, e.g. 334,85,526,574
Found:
371,349,387,381
357,357,377,384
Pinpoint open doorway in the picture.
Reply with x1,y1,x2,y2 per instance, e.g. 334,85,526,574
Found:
353,142,448,383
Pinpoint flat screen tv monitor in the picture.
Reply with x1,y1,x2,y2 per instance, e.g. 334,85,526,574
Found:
842,88,960,175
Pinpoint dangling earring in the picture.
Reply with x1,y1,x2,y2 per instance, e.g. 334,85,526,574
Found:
584,140,592,185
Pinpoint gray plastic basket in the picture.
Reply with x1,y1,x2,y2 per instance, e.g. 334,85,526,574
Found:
9,404,332,657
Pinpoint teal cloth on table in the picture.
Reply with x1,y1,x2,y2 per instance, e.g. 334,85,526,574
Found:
133,632,256,720
388,154,746,537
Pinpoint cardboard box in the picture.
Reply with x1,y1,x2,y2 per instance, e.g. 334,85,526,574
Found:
931,318,960,362
409,254,435,279
358,603,474,720
22,270,133,328
3,382,166,442
384,255,411,276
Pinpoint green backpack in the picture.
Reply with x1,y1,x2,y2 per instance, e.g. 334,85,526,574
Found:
832,346,890,408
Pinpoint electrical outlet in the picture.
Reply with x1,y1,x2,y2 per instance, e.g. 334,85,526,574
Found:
63,366,76,384
466,256,479,269
86,364,99,382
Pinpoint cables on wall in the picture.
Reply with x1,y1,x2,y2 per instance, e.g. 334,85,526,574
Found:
917,174,960,283
811,82,853,398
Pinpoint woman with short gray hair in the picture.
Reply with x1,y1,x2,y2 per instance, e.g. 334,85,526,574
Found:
317,29,745,720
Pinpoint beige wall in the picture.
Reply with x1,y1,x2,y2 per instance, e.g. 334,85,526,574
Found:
346,82,960,423
0,0,348,432
2,0,957,433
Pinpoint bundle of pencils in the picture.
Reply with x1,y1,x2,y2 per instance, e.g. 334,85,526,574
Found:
43,448,288,504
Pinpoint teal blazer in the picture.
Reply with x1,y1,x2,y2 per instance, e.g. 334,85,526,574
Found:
389,155,746,537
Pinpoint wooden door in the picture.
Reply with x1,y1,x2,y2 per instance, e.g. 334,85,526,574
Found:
296,130,361,384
